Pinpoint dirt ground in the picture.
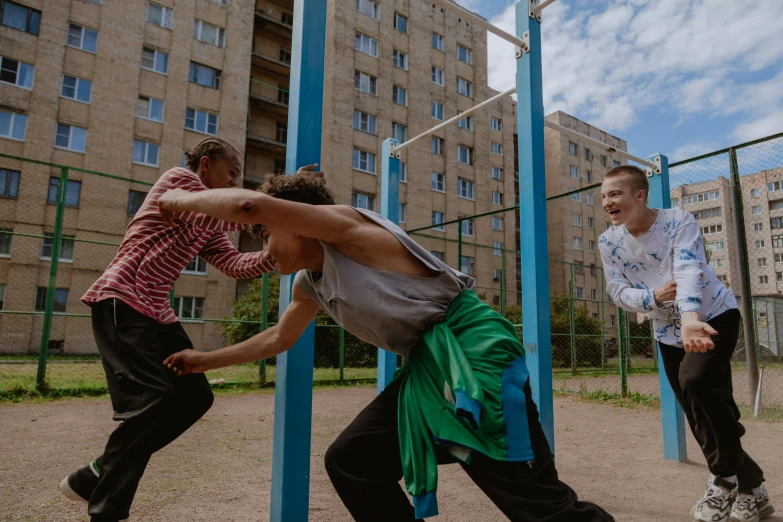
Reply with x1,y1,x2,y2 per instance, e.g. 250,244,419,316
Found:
2,387,783,522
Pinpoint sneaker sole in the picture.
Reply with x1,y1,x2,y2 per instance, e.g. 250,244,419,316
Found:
59,476,88,504
730,504,775,522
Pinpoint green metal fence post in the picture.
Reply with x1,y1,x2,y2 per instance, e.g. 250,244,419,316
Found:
36,167,69,390
260,273,269,384
600,270,606,370
339,327,345,381
457,219,463,270
568,263,576,375
618,310,628,397
500,251,506,316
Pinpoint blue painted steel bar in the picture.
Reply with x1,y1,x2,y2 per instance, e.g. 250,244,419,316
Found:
378,139,401,393
647,153,687,462
269,0,327,519
515,0,555,451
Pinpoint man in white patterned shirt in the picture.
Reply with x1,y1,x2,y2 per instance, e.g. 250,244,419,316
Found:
599,165,773,522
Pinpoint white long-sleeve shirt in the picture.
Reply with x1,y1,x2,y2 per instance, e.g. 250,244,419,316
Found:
598,209,737,347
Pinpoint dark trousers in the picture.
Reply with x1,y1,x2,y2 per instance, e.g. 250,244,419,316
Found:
659,308,764,493
325,376,614,522
87,299,214,521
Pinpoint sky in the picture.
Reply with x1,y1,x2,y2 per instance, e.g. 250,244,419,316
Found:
458,0,783,163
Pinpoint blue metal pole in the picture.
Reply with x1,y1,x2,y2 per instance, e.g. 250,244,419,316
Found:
647,153,687,462
515,1,555,451
269,0,327,518
378,139,401,393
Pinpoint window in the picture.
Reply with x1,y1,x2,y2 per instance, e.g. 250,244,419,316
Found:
0,283,4,309
0,168,20,198
574,263,583,275
431,101,445,121
393,123,406,143
189,62,221,89
132,140,160,167
0,228,12,257
354,71,377,95
775,235,783,248
570,165,578,178
392,85,406,105
752,188,761,198
41,236,75,262
183,256,207,275
48,178,81,207
777,253,783,263
492,241,503,256
768,181,783,193
136,95,164,122
457,44,472,64
456,112,473,131
456,77,473,97
278,85,289,105
457,145,473,165
398,203,405,223
431,137,444,155
432,66,444,86
1,1,40,35
591,288,598,301
492,166,503,180
610,315,616,327
589,240,596,252
709,258,727,268
35,288,68,313
0,56,34,88
772,200,783,211
432,211,445,231
701,224,723,235
276,122,287,143
356,0,379,19
142,47,168,74
355,33,378,57
457,179,474,200
755,223,764,232
490,117,502,131
492,191,503,205
55,124,87,153
127,190,147,216
351,192,375,210
432,33,444,51
431,250,445,262
707,241,726,252
572,213,582,226
492,142,503,156
753,205,762,215
493,217,503,231
0,109,27,140
400,163,407,183
60,75,92,103
279,49,291,64
773,217,783,230
590,263,597,276
682,190,720,205
600,155,608,167
212,0,227,4
460,256,475,276
692,207,722,219
493,269,502,281
352,149,376,174
393,13,407,33
588,217,594,229
353,110,376,134
146,2,172,28
758,258,767,267
572,237,583,250
586,193,594,205
757,240,766,248
193,20,225,47
606,222,612,230
569,142,577,155
67,23,98,53
585,170,592,183
392,49,408,70
760,275,769,284
281,12,293,24
671,199,680,209
185,108,218,135
431,172,445,192
571,193,580,202
462,219,476,237
613,160,621,167
584,147,590,160
174,296,205,321
575,287,584,299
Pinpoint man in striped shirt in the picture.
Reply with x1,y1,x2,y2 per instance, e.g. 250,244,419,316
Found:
60,138,275,522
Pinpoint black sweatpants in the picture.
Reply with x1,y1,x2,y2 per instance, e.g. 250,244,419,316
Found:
325,376,614,521
87,299,214,522
659,308,765,493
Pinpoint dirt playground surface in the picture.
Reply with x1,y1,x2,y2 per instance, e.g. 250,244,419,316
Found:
2,386,783,522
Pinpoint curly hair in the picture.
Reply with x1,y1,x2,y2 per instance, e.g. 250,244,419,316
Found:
184,137,240,172
251,171,335,237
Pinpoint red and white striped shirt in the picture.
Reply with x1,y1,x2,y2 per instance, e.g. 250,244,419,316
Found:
82,168,274,324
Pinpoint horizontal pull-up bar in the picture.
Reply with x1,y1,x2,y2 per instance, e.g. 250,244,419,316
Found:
390,86,517,156
430,0,527,48
531,0,558,15
543,120,660,172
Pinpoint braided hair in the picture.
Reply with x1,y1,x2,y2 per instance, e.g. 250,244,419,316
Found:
184,137,240,172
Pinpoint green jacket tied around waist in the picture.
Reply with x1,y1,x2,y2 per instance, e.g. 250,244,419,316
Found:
395,290,534,519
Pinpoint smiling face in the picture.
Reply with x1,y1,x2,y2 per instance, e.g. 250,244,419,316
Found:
198,151,242,189
601,174,648,228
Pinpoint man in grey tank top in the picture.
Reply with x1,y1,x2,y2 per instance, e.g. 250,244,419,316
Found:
159,170,614,521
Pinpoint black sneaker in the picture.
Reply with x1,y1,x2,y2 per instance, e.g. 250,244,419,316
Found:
60,461,100,503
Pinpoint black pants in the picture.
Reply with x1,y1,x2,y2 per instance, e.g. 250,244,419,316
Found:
659,308,764,493
325,376,614,521
87,299,214,521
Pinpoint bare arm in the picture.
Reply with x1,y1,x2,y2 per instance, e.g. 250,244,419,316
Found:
163,284,320,374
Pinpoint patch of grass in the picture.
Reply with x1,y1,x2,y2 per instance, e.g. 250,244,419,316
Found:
555,384,661,409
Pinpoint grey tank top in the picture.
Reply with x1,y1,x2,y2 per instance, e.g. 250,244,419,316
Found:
294,207,475,355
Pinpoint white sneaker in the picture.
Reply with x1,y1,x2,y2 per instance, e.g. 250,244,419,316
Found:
692,476,738,522
731,487,775,522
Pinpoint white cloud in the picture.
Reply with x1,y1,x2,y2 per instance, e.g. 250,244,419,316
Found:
670,142,720,162
486,0,783,141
